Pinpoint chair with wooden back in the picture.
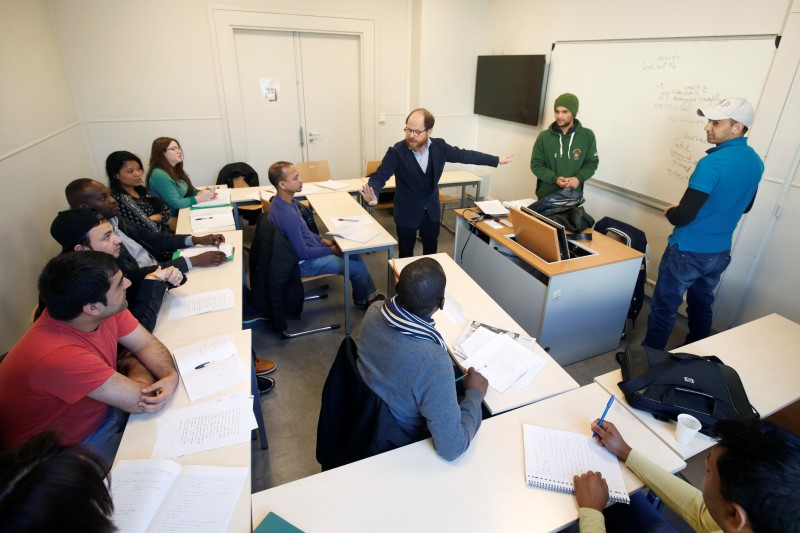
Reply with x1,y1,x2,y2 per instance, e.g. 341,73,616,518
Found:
296,160,332,182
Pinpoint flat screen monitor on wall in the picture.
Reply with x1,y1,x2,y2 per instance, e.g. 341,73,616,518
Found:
474,55,546,127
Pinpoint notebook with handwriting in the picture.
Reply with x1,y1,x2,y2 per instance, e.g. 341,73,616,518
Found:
523,424,630,504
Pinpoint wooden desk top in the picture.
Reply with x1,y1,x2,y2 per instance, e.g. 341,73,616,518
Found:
251,384,685,533
151,230,243,346
392,254,578,415
308,191,396,253
595,313,800,459
457,209,643,276
114,328,252,533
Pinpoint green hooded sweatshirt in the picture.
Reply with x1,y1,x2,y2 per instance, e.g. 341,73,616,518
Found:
530,119,599,198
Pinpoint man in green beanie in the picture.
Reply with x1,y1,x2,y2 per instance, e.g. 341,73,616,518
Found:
530,93,599,198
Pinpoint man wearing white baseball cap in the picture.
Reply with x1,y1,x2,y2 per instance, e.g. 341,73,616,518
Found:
643,97,763,350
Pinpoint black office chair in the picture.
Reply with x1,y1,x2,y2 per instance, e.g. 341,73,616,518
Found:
247,214,340,338
594,217,648,335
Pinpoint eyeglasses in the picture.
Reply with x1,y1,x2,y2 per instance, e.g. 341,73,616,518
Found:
166,147,183,153
403,128,428,137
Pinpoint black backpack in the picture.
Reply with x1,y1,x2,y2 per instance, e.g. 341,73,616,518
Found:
617,345,759,435
528,189,594,236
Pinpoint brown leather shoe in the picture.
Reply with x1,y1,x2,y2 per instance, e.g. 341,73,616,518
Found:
254,358,277,375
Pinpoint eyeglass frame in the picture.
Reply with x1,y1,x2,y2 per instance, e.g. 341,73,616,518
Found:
403,127,429,137
165,146,183,153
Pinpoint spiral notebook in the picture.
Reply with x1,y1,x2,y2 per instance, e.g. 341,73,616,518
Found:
523,424,630,504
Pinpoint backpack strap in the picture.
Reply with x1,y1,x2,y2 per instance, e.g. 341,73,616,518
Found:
617,351,704,394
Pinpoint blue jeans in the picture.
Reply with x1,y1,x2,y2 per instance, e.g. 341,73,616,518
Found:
602,492,677,532
643,244,731,350
300,254,377,304
81,407,129,467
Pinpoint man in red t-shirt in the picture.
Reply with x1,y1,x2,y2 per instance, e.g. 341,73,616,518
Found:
0,251,178,464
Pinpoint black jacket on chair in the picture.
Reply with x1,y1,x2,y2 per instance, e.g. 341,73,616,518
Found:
216,162,259,188
248,214,304,332
317,337,381,470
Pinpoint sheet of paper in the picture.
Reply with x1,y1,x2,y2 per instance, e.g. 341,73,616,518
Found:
441,291,465,324
503,198,535,210
146,465,248,533
172,335,247,402
178,243,234,261
192,187,232,208
151,396,256,458
110,460,248,533
485,219,503,229
455,326,499,359
315,179,348,190
190,212,235,232
111,459,181,533
461,334,546,393
330,214,372,227
475,199,509,216
168,288,234,320
245,187,275,201
327,226,379,244
299,183,322,194
173,335,238,373
181,356,248,402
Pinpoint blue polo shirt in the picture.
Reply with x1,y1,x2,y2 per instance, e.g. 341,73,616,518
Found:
669,137,763,253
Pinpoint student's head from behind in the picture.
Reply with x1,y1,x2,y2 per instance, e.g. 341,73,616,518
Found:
65,178,119,219
38,251,127,321
106,150,145,194
0,431,115,533
396,257,446,317
705,418,800,533
50,208,121,257
268,161,302,193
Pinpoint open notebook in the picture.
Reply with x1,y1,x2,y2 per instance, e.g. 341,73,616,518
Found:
523,424,630,504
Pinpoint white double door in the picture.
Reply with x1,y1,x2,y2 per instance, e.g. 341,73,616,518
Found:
233,29,363,178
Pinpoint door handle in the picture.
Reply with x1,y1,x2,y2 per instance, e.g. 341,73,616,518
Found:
308,131,322,143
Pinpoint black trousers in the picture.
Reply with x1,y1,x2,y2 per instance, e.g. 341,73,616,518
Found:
396,211,440,258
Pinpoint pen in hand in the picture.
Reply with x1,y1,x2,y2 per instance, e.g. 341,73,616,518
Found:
455,365,486,382
592,395,615,438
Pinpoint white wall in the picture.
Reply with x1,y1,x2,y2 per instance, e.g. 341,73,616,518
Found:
479,0,800,328
49,0,411,183
0,0,92,352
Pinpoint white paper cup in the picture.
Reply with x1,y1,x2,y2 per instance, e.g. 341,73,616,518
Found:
675,414,702,444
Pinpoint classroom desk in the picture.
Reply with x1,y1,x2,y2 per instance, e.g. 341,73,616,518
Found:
594,313,800,459
251,383,685,533
454,209,643,366
229,170,482,208
356,169,483,206
113,328,253,533
177,205,238,234
307,191,397,334
150,230,243,346
391,253,578,415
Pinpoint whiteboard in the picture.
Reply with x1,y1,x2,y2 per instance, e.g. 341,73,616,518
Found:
545,38,776,204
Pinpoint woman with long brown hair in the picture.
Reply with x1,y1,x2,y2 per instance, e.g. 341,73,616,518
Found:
146,137,215,216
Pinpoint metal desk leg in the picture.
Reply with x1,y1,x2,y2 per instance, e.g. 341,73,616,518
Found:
232,203,242,230
344,252,351,335
387,247,394,297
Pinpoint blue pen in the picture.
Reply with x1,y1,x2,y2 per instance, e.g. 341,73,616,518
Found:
592,395,615,438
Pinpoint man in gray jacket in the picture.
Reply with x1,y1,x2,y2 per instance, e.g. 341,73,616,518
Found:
355,257,488,460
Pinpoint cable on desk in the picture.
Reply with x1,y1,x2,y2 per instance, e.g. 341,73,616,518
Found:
459,209,486,262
